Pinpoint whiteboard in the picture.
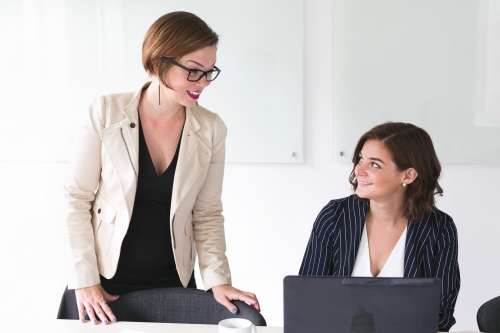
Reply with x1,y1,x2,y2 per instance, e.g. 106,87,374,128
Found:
333,0,500,164
0,0,303,163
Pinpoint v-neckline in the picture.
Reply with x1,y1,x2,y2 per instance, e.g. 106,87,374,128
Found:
365,224,407,277
139,120,182,177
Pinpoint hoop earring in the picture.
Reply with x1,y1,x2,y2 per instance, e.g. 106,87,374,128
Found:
158,82,161,106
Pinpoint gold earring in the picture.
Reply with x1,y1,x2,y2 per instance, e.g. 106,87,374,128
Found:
158,82,161,106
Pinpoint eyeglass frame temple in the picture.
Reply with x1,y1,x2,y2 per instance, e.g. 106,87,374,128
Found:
159,57,221,82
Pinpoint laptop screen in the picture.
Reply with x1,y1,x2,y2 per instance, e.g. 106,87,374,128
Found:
284,276,441,333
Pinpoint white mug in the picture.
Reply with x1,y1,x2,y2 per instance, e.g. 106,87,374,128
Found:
218,318,256,333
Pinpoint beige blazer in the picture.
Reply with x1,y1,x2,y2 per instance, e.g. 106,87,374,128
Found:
64,84,231,290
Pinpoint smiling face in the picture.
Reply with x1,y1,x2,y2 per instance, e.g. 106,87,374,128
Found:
354,139,415,202
161,45,217,107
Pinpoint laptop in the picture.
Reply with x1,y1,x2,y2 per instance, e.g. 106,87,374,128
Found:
284,276,441,333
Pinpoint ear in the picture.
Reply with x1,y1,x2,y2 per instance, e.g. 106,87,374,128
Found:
153,58,168,81
402,168,418,185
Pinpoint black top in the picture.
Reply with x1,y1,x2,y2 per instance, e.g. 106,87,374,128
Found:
101,120,185,294
299,195,460,332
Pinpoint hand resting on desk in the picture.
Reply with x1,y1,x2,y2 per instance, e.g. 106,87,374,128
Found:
75,284,119,324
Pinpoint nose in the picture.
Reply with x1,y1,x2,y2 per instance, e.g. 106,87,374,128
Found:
198,76,211,88
354,162,367,177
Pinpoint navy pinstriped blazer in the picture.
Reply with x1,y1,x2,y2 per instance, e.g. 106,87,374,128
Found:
299,195,460,332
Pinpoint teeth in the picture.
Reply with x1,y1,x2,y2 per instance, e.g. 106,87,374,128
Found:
189,91,200,96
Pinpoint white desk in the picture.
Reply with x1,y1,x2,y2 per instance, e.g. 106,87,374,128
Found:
53,320,478,333
54,320,281,332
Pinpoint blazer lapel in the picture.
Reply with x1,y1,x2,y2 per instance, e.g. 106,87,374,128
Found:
120,96,140,176
404,213,433,277
344,196,369,275
101,88,140,219
170,106,211,222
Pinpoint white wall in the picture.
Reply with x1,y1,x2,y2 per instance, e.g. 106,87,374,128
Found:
0,0,499,331
221,1,500,330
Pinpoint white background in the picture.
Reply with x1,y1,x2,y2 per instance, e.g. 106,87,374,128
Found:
0,0,303,164
334,0,500,164
0,0,499,331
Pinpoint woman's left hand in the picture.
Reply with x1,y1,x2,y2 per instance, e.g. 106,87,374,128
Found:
212,284,260,314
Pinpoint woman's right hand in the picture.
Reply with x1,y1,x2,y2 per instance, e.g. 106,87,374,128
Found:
75,284,119,324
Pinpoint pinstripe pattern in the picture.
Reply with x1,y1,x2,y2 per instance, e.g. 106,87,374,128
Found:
299,195,460,332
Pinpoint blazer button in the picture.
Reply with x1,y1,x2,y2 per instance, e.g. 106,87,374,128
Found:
130,122,136,128
97,208,101,214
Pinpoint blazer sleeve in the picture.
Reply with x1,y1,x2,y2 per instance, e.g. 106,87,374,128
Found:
299,201,340,276
63,97,105,289
434,215,460,332
192,114,231,290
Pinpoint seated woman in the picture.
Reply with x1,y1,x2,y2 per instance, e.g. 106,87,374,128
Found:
299,122,460,331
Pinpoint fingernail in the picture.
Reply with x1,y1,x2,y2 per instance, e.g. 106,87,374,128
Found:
231,307,238,314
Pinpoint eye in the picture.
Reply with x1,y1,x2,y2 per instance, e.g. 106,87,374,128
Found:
189,69,203,74
187,69,205,80
370,162,381,169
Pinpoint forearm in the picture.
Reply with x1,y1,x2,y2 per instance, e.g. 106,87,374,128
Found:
193,113,231,289
65,185,100,289
435,217,460,331
193,208,231,289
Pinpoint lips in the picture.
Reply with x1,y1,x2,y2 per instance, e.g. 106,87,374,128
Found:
187,90,201,100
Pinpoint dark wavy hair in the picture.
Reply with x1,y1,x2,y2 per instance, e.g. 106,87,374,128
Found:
349,122,443,221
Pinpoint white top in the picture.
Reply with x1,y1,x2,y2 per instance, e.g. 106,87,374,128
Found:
351,224,407,277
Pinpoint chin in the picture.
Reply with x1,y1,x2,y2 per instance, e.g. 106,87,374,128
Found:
355,190,368,199
181,99,198,108
355,188,373,200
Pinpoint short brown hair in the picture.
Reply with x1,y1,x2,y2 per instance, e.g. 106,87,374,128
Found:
349,122,443,221
142,11,219,77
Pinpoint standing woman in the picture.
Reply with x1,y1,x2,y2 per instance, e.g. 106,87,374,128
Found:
64,11,259,324
300,122,460,331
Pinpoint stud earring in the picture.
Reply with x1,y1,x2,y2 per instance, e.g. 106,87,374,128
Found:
402,183,407,187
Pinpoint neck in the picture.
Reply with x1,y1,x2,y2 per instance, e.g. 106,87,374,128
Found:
141,79,184,120
368,194,406,227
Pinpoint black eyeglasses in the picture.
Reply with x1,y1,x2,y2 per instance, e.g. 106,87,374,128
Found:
160,57,221,82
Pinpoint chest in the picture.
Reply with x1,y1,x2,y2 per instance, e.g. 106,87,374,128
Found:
351,223,406,277
140,119,184,176
368,226,405,262
352,222,407,277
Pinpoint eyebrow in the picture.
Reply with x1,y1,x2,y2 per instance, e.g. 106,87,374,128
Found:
186,59,216,69
359,153,386,164
369,157,385,164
